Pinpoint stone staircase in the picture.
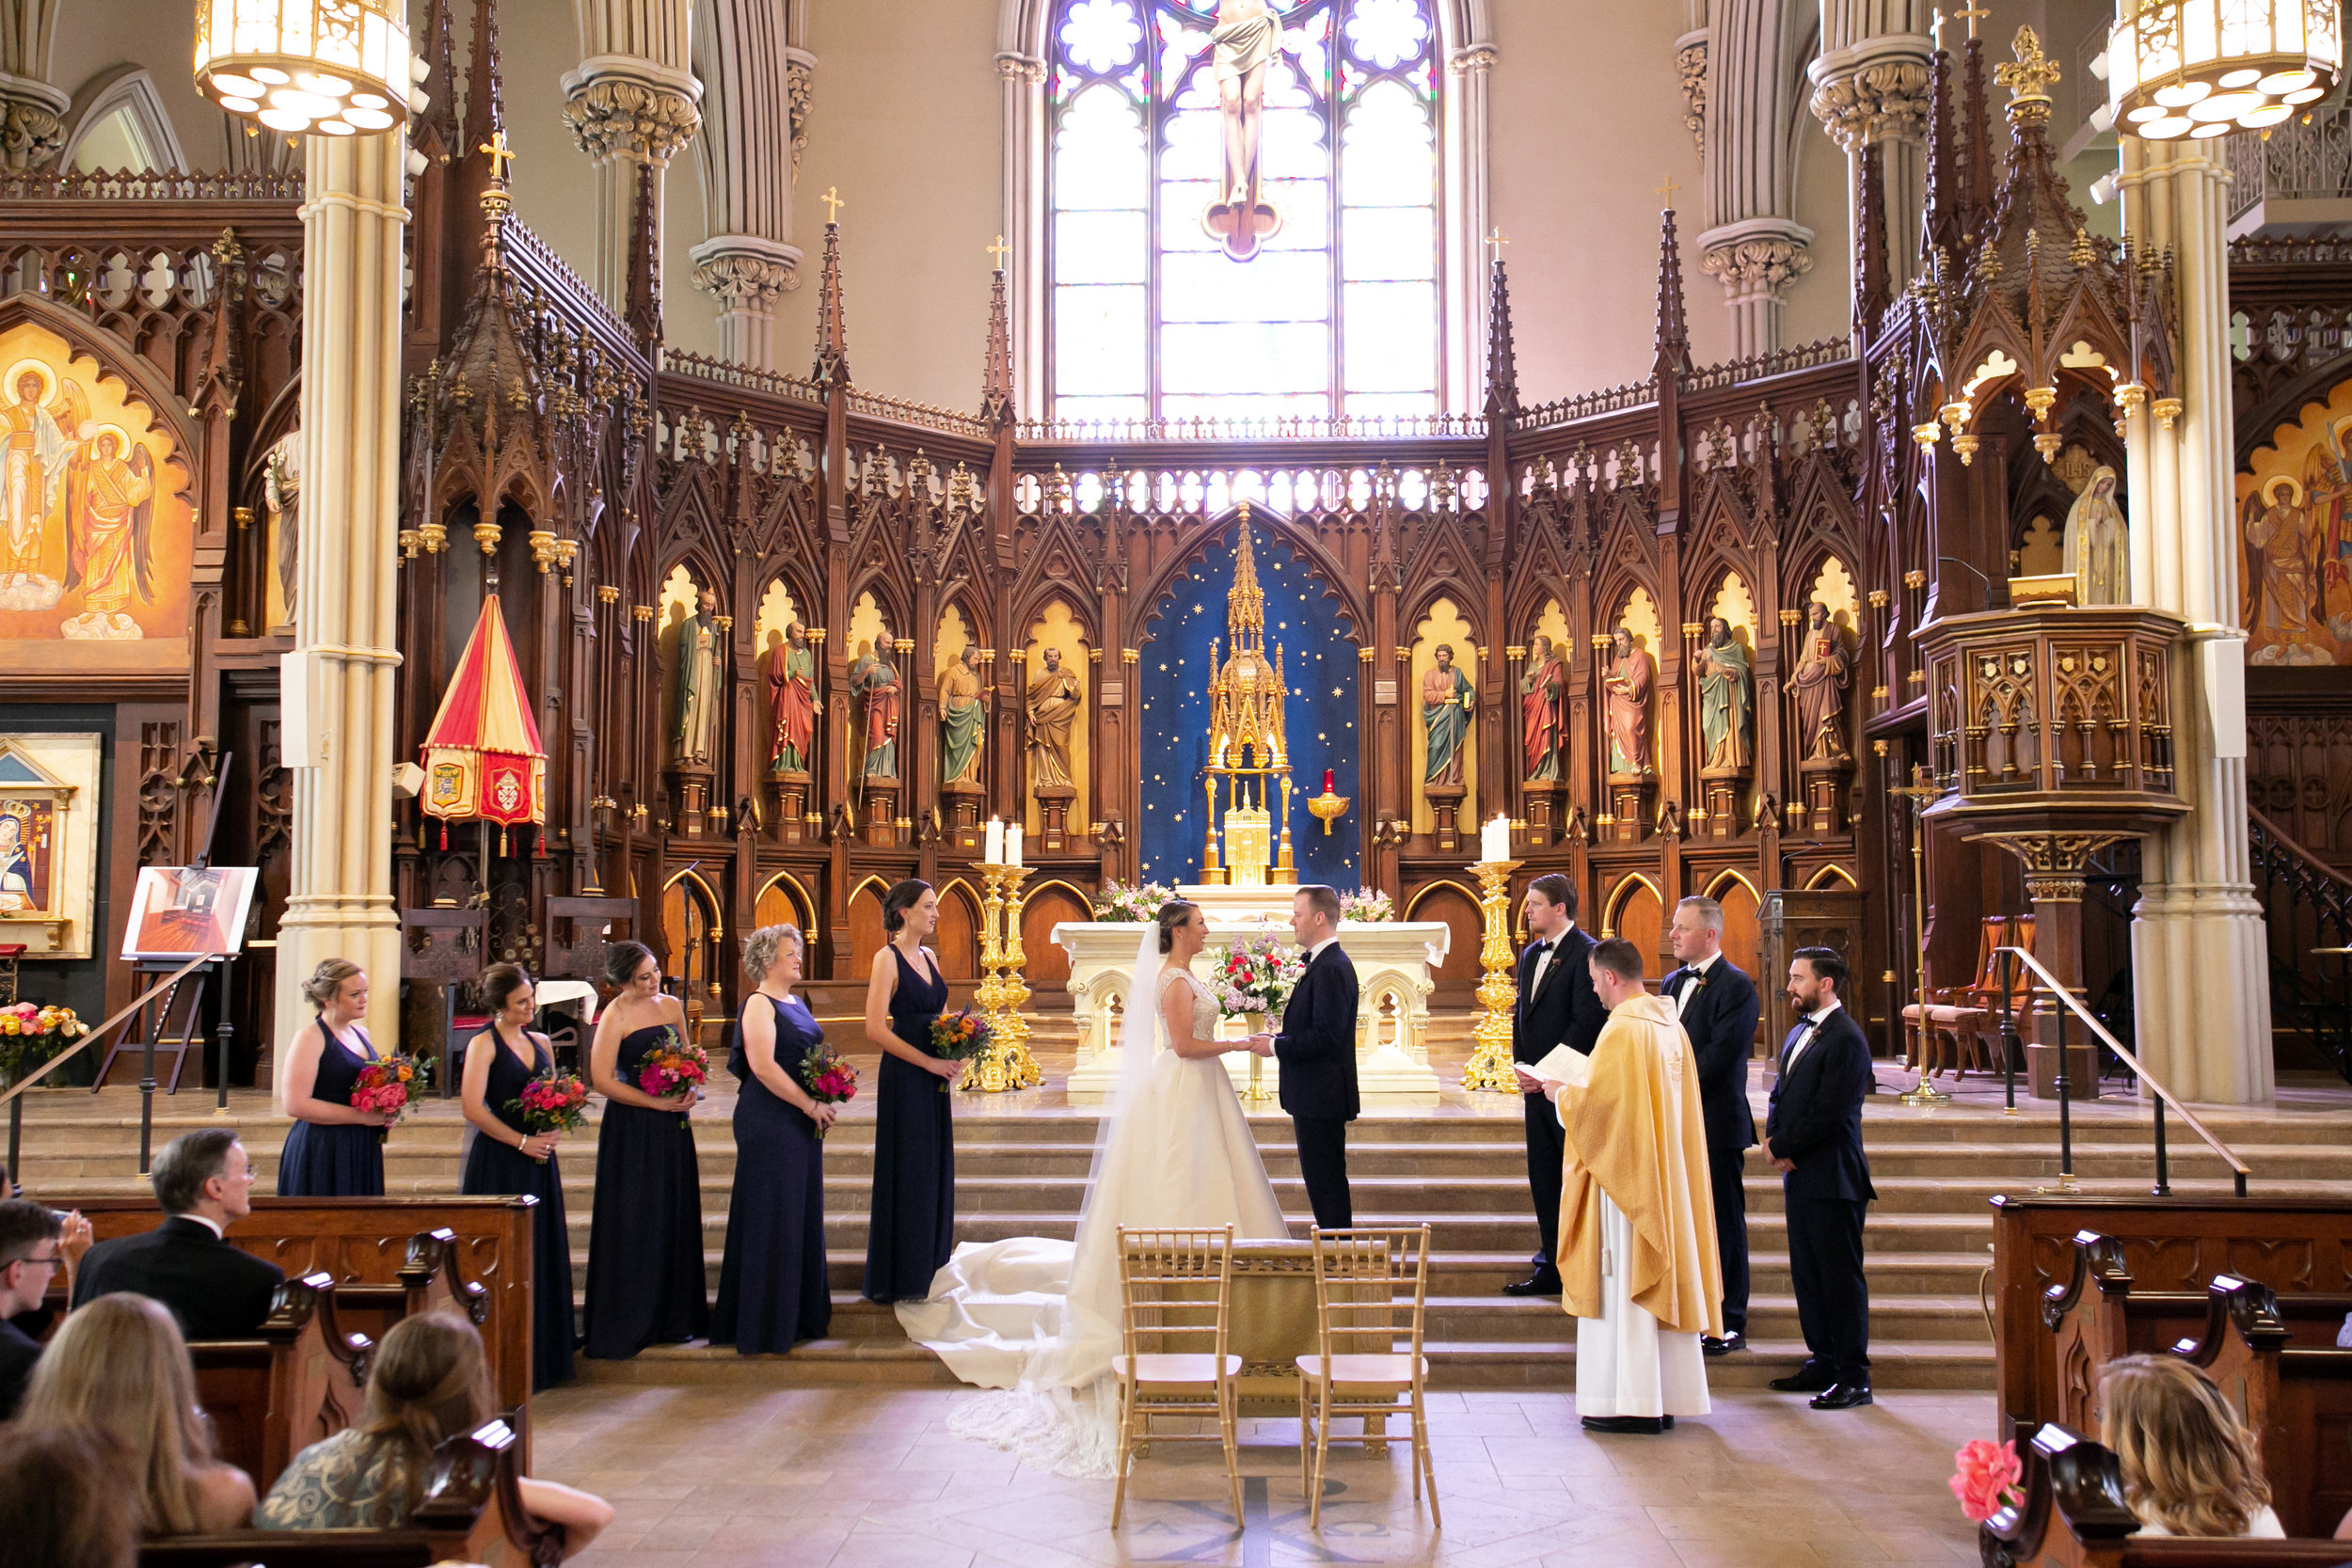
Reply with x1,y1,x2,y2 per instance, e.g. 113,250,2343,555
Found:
14,1023,2352,1392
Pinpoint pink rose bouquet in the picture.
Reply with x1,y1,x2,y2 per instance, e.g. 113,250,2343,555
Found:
1949,1437,2025,1524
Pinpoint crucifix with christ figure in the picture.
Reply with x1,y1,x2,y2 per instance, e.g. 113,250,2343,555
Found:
1206,0,1285,261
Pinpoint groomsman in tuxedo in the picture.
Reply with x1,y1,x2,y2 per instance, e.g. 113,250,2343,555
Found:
1504,873,1605,1297
1663,896,1761,1356
1763,947,1877,1409
1254,884,1359,1230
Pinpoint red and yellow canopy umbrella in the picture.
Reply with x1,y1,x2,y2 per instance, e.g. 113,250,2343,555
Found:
420,594,545,852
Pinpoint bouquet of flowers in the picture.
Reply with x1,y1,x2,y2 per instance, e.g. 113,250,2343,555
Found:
506,1071,591,1141
1091,879,1176,923
352,1053,430,1141
1341,888,1396,923
0,1001,83,1087
1948,1438,2025,1523
1206,929,1306,1025
797,1041,859,1137
927,1008,993,1093
636,1026,709,1109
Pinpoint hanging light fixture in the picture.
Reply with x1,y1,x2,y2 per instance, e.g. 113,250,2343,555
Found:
194,0,414,138
2107,0,2342,140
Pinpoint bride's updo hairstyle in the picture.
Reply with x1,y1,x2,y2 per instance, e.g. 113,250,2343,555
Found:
882,879,932,935
1156,900,1200,954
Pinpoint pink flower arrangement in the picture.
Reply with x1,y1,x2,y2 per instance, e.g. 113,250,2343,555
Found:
506,1071,591,1136
352,1053,429,1142
635,1026,709,1101
1949,1437,2025,1523
797,1042,859,1138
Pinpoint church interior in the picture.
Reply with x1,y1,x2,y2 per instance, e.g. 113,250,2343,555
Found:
4,0,2352,1562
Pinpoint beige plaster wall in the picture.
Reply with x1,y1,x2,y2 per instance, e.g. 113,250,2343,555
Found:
47,0,228,171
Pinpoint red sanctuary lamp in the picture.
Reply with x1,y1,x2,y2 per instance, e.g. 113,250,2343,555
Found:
1308,768,1350,836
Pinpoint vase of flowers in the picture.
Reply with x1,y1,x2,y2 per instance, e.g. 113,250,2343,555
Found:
0,1002,84,1089
1341,889,1396,923
1091,879,1176,923
1207,929,1305,1027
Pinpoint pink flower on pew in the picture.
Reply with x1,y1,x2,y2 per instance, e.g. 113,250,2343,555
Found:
1950,1438,2025,1523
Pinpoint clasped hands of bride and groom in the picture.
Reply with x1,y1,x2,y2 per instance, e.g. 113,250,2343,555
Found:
898,885,1359,1477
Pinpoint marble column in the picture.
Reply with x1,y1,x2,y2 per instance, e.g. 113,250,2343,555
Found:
1698,0,1813,356
562,48,701,309
1807,2,1931,293
2117,137,2272,1105
275,128,410,1053
690,0,807,370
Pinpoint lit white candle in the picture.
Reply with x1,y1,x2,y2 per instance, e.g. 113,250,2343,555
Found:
1007,823,1024,868
984,816,1004,864
1482,814,1510,863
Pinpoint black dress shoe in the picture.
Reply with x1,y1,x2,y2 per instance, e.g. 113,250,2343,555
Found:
1702,1332,1746,1357
1809,1382,1874,1410
1768,1369,1835,1393
1581,1415,1666,1434
1502,1272,1564,1297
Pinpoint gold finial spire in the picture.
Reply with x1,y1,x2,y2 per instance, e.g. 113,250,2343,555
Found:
1228,502,1265,639
1995,24,2059,119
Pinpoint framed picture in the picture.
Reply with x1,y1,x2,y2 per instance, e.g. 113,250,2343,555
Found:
121,866,259,960
0,733,99,958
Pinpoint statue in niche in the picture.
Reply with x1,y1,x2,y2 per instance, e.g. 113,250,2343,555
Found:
766,621,820,775
1789,601,1852,764
848,641,902,778
671,587,724,768
264,436,299,622
1518,634,1564,783
940,644,985,786
1025,645,1083,791
1602,626,1653,778
1421,643,1473,786
2063,466,2128,606
1695,615,1754,772
1207,0,1284,261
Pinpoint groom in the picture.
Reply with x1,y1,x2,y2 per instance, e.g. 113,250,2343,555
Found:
1253,885,1359,1230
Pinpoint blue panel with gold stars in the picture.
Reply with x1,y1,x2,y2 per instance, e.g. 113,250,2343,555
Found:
1137,525,1360,886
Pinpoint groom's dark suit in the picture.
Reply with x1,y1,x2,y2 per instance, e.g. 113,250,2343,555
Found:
1275,939,1359,1230
1512,924,1604,1279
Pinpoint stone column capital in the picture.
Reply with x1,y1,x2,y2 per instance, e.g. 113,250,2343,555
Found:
0,71,69,171
1449,43,1499,75
561,54,703,166
1675,30,1708,157
996,52,1047,86
689,234,803,301
1696,218,1816,303
1806,35,1932,151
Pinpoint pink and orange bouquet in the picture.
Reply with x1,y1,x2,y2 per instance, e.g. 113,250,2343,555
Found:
927,1008,993,1093
1948,1437,2025,1523
636,1026,708,1102
352,1053,429,1141
797,1041,858,1137
507,1070,591,1138
0,1001,83,1087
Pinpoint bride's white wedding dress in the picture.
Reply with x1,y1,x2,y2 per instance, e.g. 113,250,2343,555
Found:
896,965,1288,1476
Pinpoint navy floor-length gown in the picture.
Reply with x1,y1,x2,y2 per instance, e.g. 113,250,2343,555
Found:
862,945,952,1303
276,1023,387,1197
582,1023,709,1358
459,1027,576,1389
712,995,832,1354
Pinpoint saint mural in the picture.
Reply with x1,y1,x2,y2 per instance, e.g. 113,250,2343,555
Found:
2064,466,2127,607
1025,645,1082,791
1790,602,1851,764
940,644,986,786
0,358,86,608
1602,626,1653,778
670,588,724,767
1206,0,1284,260
765,621,820,775
1421,642,1473,786
1695,616,1753,772
0,809,39,911
61,429,156,640
849,641,903,778
2247,477,2326,664
1519,634,1564,782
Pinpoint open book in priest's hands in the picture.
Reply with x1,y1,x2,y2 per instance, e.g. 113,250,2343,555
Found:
1520,1043,1593,1091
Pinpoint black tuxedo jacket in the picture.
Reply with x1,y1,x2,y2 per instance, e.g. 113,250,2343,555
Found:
1664,958,1762,1151
1512,925,1606,1065
1275,942,1359,1122
72,1215,285,1340
1763,1007,1878,1203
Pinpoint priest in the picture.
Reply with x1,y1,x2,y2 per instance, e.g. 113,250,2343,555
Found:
1540,936,1722,1434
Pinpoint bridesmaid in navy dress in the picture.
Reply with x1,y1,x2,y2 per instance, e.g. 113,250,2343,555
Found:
582,941,707,1359
714,924,834,1353
458,962,576,1389
276,959,394,1196
862,879,960,1303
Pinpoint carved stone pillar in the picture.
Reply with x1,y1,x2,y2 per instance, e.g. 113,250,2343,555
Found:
1700,0,1813,355
1696,221,1813,361
0,0,66,169
561,53,701,309
688,241,800,369
691,0,809,370
276,127,410,1053
1808,22,1931,293
1675,30,1708,156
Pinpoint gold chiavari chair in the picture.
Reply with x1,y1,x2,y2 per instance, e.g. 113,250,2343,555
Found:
1110,1224,1244,1528
1296,1223,1438,1529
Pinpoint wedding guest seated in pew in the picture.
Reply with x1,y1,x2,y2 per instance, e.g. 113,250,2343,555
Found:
254,1308,611,1556
72,1129,283,1340
0,1199,68,1416
21,1294,257,1532
0,1421,138,1568
2102,1354,2284,1539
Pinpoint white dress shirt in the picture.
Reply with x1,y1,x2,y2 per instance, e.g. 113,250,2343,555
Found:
1306,935,1340,965
1783,998,1842,1071
178,1212,226,1239
1527,919,1576,997
1670,950,1719,1018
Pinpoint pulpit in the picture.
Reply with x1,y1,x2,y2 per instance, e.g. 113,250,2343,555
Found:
1918,603,2187,1098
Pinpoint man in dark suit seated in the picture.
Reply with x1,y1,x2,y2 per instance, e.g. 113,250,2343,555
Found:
72,1127,284,1340
1763,946,1877,1410
1505,873,1605,1297
0,1200,66,1418
1251,884,1359,1230
1664,895,1762,1355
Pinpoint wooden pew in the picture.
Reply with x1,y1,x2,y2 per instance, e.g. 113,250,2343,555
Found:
139,1417,567,1568
187,1274,373,1496
327,1227,494,1346
1981,1423,2352,1568
1990,1196,2352,1439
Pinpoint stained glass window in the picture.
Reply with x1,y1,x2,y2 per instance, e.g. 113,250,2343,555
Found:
1048,0,1443,424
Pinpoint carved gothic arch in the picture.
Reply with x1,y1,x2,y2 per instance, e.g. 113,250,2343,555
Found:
0,292,199,470
59,66,188,174
1129,506,1367,648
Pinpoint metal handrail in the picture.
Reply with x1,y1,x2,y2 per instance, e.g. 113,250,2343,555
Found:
3,951,217,1182
1993,944,2250,1199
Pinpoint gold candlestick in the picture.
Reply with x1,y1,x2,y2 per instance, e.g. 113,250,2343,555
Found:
966,865,1007,1091
965,863,1041,1093
1460,858,1525,1092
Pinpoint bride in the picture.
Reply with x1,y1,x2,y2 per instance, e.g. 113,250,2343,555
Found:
896,899,1289,1475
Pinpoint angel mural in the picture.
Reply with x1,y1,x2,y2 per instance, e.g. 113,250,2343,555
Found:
61,427,156,640
1,357,88,610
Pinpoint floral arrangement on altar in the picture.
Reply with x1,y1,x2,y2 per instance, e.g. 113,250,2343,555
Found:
0,1002,84,1086
1949,1438,2025,1523
353,1053,430,1139
1341,889,1396,923
1091,879,1176,923
1206,929,1305,1022
506,1071,591,1139
797,1041,859,1137
928,1008,993,1093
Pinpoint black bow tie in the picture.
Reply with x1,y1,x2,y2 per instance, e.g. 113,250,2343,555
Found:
1533,942,1552,956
